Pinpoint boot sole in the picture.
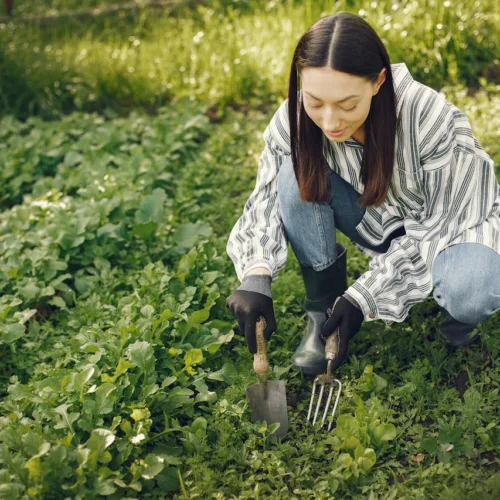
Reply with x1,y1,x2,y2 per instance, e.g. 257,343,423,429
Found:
292,361,327,377
443,333,480,350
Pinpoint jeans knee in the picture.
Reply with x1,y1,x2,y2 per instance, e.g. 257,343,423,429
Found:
444,276,491,324
277,156,301,216
447,303,487,325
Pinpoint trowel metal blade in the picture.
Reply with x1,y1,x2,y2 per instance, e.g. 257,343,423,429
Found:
245,380,288,438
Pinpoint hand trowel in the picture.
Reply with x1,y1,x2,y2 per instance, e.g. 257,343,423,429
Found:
245,316,289,438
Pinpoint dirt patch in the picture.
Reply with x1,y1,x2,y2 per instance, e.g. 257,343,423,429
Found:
454,369,469,397
420,416,434,428
286,390,307,408
481,451,500,472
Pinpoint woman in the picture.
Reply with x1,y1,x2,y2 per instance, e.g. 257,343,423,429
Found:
225,12,500,376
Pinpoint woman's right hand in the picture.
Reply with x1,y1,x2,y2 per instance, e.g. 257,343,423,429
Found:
226,275,277,354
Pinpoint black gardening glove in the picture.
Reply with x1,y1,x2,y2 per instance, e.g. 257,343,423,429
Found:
226,275,277,354
320,295,364,371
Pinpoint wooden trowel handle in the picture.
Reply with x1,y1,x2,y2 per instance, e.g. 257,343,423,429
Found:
253,316,269,375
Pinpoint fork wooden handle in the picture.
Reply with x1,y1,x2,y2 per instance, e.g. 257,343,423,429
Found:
325,296,342,360
325,328,340,360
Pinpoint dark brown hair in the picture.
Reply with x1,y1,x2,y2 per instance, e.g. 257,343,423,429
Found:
288,12,397,207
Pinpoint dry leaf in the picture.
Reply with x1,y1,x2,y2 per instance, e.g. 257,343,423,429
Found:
411,453,425,463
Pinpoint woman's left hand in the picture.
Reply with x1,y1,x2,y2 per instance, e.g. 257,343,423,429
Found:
320,296,364,369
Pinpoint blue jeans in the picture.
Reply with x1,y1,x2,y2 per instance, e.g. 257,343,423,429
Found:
277,156,500,325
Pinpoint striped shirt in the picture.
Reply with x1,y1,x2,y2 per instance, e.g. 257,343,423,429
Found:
226,63,500,325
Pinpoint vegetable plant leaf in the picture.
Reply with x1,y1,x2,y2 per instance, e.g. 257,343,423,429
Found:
94,383,116,415
74,365,95,401
54,404,80,433
1,323,26,344
101,358,135,383
86,429,116,471
207,362,237,384
127,341,155,374
135,188,166,225
172,222,212,248
188,309,210,328
184,349,203,375
372,423,397,443
141,455,165,480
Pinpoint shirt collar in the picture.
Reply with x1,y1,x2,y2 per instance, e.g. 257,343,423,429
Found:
391,62,414,115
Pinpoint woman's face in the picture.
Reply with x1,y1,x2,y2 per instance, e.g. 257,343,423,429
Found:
300,66,386,144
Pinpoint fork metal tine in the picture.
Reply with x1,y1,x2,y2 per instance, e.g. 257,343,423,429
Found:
321,385,335,428
327,380,342,431
313,382,325,425
307,377,342,430
306,378,317,422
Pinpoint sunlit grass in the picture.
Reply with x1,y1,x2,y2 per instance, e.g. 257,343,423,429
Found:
0,0,498,119
0,0,128,17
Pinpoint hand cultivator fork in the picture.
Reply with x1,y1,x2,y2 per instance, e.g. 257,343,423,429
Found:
307,298,342,431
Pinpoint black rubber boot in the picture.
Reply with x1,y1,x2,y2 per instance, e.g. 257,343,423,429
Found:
439,308,480,349
292,244,348,376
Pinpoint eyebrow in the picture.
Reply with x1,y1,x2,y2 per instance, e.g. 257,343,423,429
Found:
304,91,360,103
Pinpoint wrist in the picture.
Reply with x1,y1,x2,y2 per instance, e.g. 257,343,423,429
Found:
245,266,272,277
342,293,361,311
238,274,272,298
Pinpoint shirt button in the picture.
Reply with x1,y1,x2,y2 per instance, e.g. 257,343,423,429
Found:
367,312,376,319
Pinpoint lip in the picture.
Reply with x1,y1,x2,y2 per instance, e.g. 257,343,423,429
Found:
326,128,346,137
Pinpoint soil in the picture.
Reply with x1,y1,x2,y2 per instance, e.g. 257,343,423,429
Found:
454,369,469,397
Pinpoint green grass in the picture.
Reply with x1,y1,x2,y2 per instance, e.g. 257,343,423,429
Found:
0,0,120,16
1,0,499,120
0,81,499,498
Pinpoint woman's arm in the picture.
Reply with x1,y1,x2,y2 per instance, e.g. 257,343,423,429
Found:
226,108,291,283
345,96,498,324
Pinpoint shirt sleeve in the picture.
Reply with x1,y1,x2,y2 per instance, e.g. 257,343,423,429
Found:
226,105,291,283
344,99,497,324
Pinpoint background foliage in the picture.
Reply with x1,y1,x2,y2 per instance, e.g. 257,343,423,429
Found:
1,0,499,119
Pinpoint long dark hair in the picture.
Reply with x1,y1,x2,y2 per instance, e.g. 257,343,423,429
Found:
288,12,397,208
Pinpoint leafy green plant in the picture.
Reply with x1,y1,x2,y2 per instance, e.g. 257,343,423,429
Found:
0,73,498,497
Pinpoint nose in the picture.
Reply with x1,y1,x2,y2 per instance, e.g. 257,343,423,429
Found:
323,108,342,131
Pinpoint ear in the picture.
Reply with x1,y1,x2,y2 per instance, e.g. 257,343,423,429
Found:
373,67,387,96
